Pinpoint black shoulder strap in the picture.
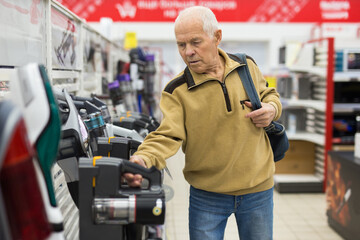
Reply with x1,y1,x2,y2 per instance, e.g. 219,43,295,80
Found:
234,53,262,110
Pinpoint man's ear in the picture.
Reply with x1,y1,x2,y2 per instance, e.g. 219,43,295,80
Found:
214,29,222,45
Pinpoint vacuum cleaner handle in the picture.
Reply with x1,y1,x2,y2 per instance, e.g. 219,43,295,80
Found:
71,95,107,108
121,160,162,190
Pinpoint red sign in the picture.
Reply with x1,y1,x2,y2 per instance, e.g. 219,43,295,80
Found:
58,0,360,23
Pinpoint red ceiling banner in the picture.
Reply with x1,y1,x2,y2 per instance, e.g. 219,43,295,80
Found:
57,0,360,23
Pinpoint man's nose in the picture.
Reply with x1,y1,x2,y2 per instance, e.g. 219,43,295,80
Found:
185,46,195,56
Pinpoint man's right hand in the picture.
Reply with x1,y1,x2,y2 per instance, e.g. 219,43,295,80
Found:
123,155,147,187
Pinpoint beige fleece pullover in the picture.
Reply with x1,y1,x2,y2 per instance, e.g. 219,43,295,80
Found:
134,48,282,195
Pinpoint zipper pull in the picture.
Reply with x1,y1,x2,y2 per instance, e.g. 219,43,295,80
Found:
240,100,250,110
240,100,245,110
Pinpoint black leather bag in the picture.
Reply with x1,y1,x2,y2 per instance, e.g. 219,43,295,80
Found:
235,53,289,162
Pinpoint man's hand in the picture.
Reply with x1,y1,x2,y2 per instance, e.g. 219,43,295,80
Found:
123,155,147,187
244,101,276,128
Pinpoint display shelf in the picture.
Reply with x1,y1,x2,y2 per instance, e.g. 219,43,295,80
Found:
332,145,355,152
275,38,334,193
52,70,80,79
52,83,80,93
287,132,325,146
1,0,128,97
0,2,141,240
333,103,360,113
281,98,325,112
274,174,323,183
334,71,360,82
327,151,360,239
274,174,323,193
289,65,326,77
45,0,128,96
274,65,328,79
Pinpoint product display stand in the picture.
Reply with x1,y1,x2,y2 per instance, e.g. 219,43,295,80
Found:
49,1,129,97
0,0,128,101
274,38,334,193
0,1,163,240
327,151,360,239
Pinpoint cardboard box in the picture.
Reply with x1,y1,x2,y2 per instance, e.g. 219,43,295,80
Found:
275,140,315,174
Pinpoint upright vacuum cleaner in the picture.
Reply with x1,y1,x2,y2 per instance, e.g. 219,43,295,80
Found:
70,93,163,239
0,100,53,240
9,63,65,239
55,87,166,240
54,88,91,207
79,156,165,240
72,95,145,142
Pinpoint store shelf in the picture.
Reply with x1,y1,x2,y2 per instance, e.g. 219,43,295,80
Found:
332,145,355,151
276,38,334,193
289,66,326,78
334,71,360,82
282,98,326,112
52,83,80,93
333,103,360,113
51,70,81,93
274,174,323,182
0,1,155,239
274,174,323,193
52,70,80,79
287,132,325,146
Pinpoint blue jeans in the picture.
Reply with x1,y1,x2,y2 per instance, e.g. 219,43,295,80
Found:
189,186,273,240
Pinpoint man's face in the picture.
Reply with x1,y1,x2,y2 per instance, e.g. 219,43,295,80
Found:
175,18,221,74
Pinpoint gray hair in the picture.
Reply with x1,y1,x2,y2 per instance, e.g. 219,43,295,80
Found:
175,6,219,38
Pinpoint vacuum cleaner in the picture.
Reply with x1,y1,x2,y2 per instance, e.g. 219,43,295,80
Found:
9,63,65,239
72,96,144,142
79,156,165,240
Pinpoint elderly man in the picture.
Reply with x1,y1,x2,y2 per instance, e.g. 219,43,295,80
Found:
125,6,281,240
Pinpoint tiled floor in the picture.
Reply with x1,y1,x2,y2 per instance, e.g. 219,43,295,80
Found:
163,150,343,240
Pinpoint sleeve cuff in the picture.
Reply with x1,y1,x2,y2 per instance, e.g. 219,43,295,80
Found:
136,154,153,168
268,102,279,119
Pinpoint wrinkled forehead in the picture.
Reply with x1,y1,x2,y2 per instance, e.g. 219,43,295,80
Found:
175,16,204,34
176,9,204,24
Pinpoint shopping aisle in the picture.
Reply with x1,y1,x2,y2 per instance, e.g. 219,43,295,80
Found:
163,150,343,240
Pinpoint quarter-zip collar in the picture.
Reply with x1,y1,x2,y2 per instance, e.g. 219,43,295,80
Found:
184,48,246,89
